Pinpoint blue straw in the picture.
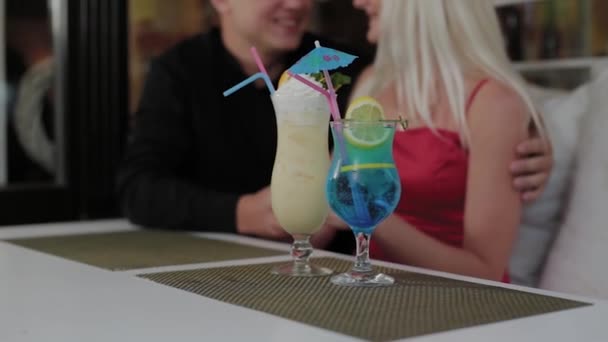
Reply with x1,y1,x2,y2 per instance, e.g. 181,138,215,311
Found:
223,72,275,97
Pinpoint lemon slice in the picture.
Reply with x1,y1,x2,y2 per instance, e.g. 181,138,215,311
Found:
345,96,385,121
278,71,291,88
343,96,390,147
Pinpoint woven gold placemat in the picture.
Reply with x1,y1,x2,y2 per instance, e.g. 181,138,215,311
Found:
6,230,284,270
139,257,589,341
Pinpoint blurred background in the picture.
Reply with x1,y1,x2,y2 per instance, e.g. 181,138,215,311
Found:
0,0,607,225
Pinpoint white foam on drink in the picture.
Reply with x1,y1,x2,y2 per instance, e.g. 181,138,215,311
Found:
272,75,330,126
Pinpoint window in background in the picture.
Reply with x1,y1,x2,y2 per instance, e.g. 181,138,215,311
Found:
1,0,6,185
2,0,60,186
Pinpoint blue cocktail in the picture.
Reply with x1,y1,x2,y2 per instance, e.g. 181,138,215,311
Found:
326,120,401,286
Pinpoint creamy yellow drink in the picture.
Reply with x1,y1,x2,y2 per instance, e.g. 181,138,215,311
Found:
271,122,330,234
270,75,330,236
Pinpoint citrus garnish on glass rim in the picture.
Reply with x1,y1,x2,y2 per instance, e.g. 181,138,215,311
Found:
343,96,390,147
278,71,291,88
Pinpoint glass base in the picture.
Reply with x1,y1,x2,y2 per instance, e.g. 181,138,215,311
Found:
330,271,394,287
271,262,333,277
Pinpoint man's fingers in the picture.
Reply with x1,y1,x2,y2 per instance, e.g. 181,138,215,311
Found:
522,189,542,203
513,172,548,192
516,137,547,156
325,211,348,229
510,155,552,175
268,224,291,240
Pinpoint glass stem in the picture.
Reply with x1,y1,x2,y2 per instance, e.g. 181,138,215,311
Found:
291,234,313,271
352,231,373,273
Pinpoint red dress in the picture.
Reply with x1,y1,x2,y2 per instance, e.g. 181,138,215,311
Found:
369,80,511,283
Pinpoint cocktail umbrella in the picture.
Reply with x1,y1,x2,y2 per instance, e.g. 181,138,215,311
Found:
289,45,358,74
287,41,357,122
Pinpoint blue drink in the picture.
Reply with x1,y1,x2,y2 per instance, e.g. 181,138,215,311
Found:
326,120,401,287
327,168,400,234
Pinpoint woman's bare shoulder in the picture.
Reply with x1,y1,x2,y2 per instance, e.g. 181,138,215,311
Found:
355,65,374,90
470,79,529,123
358,65,375,83
350,65,375,97
467,79,530,145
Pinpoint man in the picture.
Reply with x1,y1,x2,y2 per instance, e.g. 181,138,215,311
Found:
117,0,552,249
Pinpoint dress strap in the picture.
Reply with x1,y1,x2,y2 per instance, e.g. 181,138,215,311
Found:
466,79,490,113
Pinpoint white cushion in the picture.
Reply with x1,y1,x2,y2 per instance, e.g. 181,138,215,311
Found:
509,84,588,287
539,70,608,299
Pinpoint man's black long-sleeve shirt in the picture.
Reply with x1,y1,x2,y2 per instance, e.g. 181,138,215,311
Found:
117,28,370,236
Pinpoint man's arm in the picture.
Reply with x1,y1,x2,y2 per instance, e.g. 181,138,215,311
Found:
117,58,240,232
117,55,290,240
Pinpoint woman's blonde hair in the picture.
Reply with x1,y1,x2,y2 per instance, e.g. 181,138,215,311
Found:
359,0,543,145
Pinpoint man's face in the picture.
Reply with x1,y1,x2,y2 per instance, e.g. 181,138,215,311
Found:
219,0,313,53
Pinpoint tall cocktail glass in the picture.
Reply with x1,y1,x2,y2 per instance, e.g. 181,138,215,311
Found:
269,81,333,277
326,120,401,286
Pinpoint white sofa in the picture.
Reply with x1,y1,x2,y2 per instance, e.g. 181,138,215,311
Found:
509,67,608,300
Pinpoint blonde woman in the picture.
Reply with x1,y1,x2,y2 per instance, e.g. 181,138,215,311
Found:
349,0,550,281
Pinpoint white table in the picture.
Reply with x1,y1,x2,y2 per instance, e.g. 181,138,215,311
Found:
0,219,605,342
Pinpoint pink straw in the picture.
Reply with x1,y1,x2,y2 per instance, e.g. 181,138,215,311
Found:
314,41,341,122
286,71,341,122
251,48,270,81
251,47,267,73
250,47,275,94
287,72,329,96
